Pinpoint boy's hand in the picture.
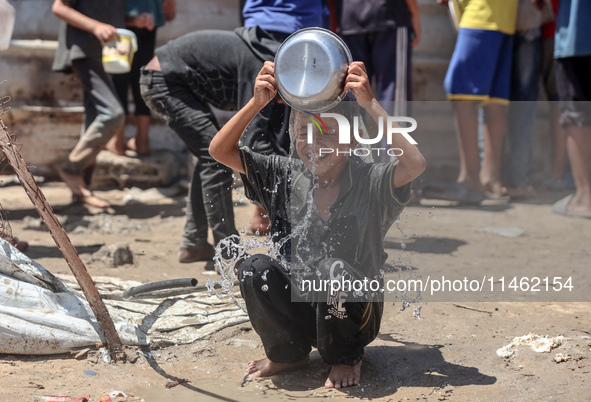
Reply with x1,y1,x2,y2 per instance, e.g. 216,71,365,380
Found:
344,62,374,104
253,61,277,109
93,23,118,43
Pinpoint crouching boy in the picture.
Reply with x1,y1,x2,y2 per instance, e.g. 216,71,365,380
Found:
209,61,426,388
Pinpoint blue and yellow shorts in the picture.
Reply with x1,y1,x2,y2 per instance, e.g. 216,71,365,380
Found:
444,28,514,104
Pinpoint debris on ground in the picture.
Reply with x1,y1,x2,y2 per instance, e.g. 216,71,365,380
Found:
70,348,91,359
68,214,153,236
165,379,191,388
553,353,571,363
97,391,135,401
33,395,90,402
497,333,566,358
92,243,134,267
475,227,525,238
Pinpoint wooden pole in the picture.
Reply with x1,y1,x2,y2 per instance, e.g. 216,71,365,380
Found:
0,120,125,361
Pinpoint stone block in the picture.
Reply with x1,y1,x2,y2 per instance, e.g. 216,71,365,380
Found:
92,149,183,190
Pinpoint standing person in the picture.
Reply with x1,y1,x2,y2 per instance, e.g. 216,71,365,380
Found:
551,0,591,218
542,0,574,190
208,61,426,388
335,0,420,163
140,1,324,263
106,0,176,157
424,0,518,203
51,0,126,208
502,0,551,199
335,0,420,107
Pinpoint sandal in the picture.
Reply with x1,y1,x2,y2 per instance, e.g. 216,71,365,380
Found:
422,182,484,205
552,194,591,218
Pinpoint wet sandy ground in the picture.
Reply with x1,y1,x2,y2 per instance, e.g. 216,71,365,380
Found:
1,181,590,401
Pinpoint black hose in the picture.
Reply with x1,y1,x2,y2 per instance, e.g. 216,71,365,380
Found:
122,278,198,300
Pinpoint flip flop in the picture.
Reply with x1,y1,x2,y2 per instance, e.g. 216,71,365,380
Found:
552,194,591,218
485,191,511,202
422,182,484,205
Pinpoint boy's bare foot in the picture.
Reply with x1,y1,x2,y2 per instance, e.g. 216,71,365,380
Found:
246,356,309,378
59,169,111,209
325,361,362,389
127,137,150,156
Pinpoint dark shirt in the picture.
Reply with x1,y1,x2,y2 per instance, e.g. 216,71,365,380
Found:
52,0,126,73
243,0,325,34
154,26,282,108
239,147,411,279
336,0,412,36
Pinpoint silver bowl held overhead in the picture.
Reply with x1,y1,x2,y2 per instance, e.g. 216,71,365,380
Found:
274,27,353,113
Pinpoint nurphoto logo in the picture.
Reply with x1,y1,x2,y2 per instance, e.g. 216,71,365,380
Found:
305,113,418,158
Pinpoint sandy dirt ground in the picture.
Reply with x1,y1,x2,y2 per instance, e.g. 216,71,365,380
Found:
1,179,590,401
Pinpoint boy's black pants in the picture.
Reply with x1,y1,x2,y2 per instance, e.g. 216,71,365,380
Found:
238,254,382,366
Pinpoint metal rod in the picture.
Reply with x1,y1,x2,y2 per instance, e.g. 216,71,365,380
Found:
122,278,198,300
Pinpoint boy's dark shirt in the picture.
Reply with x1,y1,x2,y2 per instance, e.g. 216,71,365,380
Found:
239,147,411,279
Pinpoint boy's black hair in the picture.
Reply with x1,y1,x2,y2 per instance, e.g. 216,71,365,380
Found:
323,91,361,122
291,91,363,129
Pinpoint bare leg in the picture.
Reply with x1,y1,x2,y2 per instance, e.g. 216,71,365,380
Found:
58,169,110,208
480,103,507,196
105,126,126,156
565,126,591,212
127,115,151,156
325,361,363,389
549,103,568,179
452,101,484,194
245,355,309,378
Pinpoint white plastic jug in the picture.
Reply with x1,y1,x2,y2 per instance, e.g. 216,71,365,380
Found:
102,28,138,74
0,0,16,51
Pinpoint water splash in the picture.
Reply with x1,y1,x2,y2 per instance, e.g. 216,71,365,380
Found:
205,234,280,312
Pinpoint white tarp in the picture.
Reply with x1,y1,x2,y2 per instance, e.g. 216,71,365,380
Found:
0,238,248,355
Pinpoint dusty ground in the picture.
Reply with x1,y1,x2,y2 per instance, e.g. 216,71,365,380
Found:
1,178,590,401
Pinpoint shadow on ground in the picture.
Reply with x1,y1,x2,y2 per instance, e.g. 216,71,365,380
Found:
269,334,495,398
384,236,467,254
25,244,103,260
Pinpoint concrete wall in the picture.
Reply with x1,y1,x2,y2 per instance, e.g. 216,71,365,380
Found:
9,0,241,42
0,0,466,179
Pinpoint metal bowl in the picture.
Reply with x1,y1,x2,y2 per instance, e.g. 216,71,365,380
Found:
274,27,353,113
